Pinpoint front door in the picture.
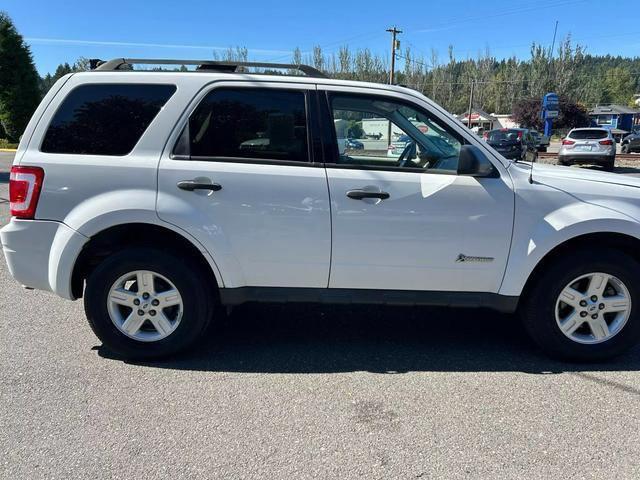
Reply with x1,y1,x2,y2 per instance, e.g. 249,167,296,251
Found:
157,83,331,289
321,89,514,293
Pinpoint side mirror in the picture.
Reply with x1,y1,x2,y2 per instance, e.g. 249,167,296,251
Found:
457,145,498,177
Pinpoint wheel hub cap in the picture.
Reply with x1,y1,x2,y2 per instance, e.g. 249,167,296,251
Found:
107,270,183,342
555,272,631,345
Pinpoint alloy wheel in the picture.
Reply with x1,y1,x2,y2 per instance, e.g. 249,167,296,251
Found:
107,270,183,342
555,272,631,344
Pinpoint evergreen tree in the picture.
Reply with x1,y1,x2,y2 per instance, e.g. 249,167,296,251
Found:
0,12,41,141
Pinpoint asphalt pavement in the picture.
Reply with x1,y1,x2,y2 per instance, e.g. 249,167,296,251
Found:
2,151,640,479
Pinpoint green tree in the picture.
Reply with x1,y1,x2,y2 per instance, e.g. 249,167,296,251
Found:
0,12,41,141
602,67,635,105
512,96,589,131
40,57,90,94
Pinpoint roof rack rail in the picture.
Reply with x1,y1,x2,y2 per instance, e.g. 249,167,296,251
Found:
90,58,328,78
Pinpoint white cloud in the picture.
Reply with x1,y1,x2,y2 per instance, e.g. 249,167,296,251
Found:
25,37,292,56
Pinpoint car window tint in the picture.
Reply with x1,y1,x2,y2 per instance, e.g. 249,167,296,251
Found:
42,84,176,155
185,88,308,162
569,130,609,140
329,94,462,172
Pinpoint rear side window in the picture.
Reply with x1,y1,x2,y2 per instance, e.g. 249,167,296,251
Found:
41,84,176,155
569,129,608,140
178,88,309,163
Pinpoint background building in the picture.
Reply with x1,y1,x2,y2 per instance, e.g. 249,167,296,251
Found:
589,104,640,140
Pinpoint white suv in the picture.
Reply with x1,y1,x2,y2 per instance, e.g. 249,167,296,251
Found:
3,58,640,361
558,128,616,171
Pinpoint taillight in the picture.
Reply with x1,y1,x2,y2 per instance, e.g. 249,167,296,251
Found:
562,139,575,146
9,166,44,219
599,139,614,145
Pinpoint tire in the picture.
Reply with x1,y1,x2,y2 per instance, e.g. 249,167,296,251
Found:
603,159,615,172
521,248,640,362
621,144,629,154
84,247,214,360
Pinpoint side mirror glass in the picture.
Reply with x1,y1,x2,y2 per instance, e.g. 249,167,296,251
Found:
457,145,498,177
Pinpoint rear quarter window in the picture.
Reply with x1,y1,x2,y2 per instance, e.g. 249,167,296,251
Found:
41,83,176,155
568,130,608,140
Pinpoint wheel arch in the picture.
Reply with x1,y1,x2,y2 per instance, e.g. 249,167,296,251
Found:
518,231,640,303
71,222,224,299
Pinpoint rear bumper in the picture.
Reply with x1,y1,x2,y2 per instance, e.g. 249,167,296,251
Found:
1,219,88,299
558,154,615,165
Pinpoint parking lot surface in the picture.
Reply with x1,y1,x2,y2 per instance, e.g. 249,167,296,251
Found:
2,151,640,479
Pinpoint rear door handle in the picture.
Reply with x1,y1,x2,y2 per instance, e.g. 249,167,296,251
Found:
177,180,222,192
346,189,390,200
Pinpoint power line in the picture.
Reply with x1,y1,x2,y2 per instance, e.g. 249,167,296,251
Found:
405,0,585,35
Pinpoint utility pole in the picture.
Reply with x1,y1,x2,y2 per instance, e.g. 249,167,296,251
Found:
386,26,402,144
550,20,559,58
387,26,402,85
467,79,475,130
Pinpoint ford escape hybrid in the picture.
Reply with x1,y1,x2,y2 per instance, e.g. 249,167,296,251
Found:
3,58,640,361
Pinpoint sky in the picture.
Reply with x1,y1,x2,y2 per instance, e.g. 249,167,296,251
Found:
3,0,640,76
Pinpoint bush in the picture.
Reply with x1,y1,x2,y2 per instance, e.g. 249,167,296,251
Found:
0,138,18,149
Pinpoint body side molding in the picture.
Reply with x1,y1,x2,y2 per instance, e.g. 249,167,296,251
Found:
219,287,518,313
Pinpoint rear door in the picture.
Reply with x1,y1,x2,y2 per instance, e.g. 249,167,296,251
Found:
157,82,331,289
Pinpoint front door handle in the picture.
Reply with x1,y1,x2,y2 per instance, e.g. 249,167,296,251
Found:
177,180,222,192
346,189,390,200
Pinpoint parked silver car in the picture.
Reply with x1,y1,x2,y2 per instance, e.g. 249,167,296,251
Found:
558,128,616,171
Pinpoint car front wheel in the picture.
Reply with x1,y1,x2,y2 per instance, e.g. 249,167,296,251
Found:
521,248,640,361
84,247,214,359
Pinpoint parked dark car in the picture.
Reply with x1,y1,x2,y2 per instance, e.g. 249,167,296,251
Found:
621,131,640,154
345,138,364,150
484,128,538,162
530,130,550,152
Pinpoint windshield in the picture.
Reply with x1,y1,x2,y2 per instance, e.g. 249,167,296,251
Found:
487,130,521,144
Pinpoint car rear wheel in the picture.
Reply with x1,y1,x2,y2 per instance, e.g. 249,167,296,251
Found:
521,248,640,361
604,160,615,171
84,247,214,359
621,144,629,154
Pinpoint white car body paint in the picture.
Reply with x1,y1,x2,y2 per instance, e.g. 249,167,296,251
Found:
3,70,640,307
499,162,640,296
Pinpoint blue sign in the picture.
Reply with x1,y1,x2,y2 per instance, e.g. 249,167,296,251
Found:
543,93,559,113
542,92,559,136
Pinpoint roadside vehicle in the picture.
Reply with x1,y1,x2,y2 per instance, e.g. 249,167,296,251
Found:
345,138,364,150
484,128,538,162
387,134,413,157
530,130,550,152
621,131,640,154
558,128,616,171
4,58,640,362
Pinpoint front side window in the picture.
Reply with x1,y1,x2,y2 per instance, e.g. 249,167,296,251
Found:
42,84,176,155
181,88,309,163
328,94,463,172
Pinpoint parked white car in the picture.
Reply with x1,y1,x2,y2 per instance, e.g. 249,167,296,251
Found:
3,58,640,361
559,128,616,170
